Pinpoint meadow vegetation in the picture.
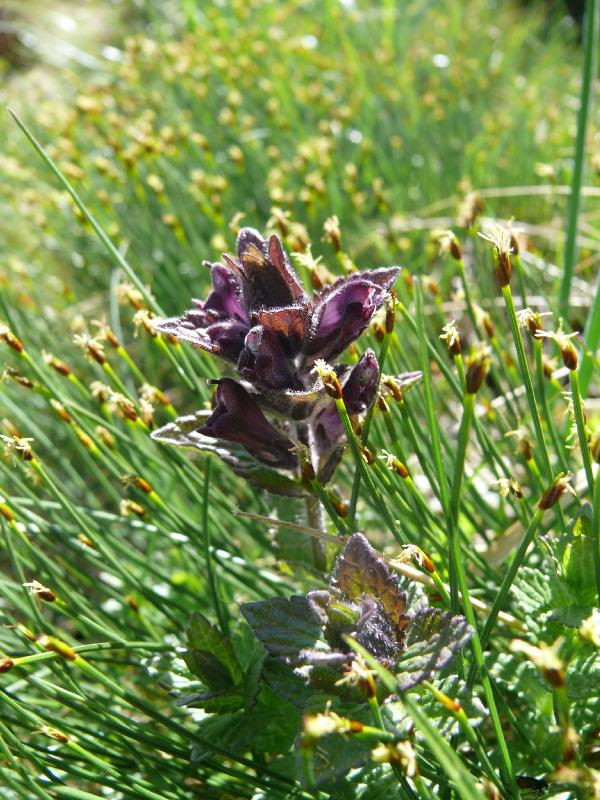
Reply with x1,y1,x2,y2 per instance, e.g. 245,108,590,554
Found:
0,1,599,798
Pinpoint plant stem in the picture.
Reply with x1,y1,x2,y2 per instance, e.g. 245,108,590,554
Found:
569,368,594,496
592,465,600,606
202,458,228,636
448,392,474,613
334,397,405,543
559,0,599,319
466,507,545,687
533,339,569,472
502,284,553,482
367,696,418,800
414,281,451,518
448,391,519,798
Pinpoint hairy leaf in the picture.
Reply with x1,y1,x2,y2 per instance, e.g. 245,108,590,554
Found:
192,686,300,762
566,644,600,700
241,595,323,661
331,533,410,638
395,608,472,689
184,611,243,690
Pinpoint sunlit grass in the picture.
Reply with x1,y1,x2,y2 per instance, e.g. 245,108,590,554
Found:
0,1,599,798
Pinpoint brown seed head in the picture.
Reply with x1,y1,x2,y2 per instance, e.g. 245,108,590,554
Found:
44,354,71,377
479,225,512,287
465,346,491,394
385,295,395,334
0,323,24,353
539,473,576,510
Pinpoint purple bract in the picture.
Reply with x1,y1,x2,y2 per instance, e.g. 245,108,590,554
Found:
152,227,403,488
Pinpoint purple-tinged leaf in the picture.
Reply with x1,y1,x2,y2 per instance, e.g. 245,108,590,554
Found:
395,607,472,690
331,533,410,640
151,412,304,496
241,596,322,663
198,379,297,469
153,314,249,363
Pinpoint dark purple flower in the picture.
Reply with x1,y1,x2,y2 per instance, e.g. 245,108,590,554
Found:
153,262,250,362
304,274,395,363
341,349,379,415
237,326,301,391
152,227,408,489
224,228,307,313
199,379,296,470
310,351,379,482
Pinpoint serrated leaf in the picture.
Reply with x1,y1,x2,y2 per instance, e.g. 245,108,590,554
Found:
184,611,242,689
566,644,600,700
354,767,403,799
571,692,600,739
548,605,593,628
297,704,375,790
178,686,245,713
262,656,316,706
331,533,412,639
302,732,371,790
394,608,472,689
241,595,322,661
511,566,574,637
562,533,597,606
191,686,300,762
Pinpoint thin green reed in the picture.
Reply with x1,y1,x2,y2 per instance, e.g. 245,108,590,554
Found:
558,0,599,319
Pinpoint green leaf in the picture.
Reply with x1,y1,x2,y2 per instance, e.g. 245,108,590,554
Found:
354,767,404,799
571,692,600,739
191,686,300,762
562,514,598,606
261,656,316,707
184,611,243,689
241,596,323,661
548,605,594,628
395,608,472,689
302,730,372,790
566,644,600,700
511,566,574,637
347,639,485,800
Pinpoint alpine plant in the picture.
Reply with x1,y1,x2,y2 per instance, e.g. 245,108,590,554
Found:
241,533,472,698
152,227,414,491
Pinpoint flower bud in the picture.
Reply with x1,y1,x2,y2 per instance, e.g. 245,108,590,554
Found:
0,324,24,353
560,340,578,371
44,354,71,377
539,473,576,510
327,488,347,518
385,296,395,334
24,580,56,603
465,347,491,394
39,635,77,661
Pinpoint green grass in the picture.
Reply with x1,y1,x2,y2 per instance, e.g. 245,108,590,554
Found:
0,0,599,798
